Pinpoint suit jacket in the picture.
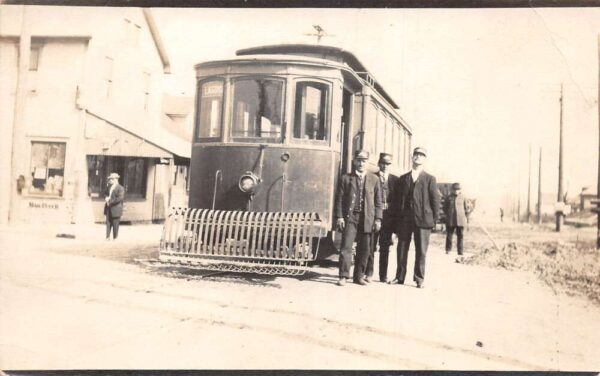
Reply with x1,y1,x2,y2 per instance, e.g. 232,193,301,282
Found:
376,171,399,231
444,193,468,227
334,172,383,233
394,170,440,229
104,183,125,217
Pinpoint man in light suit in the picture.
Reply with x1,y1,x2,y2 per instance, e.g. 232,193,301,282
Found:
334,150,383,286
366,153,399,283
444,182,469,255
104,172,125,240
390,147,440,288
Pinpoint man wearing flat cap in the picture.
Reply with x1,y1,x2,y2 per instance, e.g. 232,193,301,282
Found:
104,172,125,240
334,150,383,286
366,152,399,283
444,182,469,255
390,147,440,289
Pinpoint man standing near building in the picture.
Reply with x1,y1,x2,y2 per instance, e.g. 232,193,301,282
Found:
104,172,124,240
444,182,468,255
366,153,399,283
389,147,440,288
335,150,383,286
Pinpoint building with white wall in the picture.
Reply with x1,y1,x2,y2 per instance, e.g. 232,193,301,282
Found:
0,5,190,224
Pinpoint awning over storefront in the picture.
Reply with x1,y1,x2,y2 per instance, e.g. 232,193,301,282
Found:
84,112,174,159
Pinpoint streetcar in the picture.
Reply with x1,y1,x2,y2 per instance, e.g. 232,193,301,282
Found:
159,44,413,275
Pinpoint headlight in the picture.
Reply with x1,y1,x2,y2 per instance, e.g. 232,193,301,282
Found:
239,172,260,193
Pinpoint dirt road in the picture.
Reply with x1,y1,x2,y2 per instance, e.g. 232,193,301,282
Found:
1,224,599,370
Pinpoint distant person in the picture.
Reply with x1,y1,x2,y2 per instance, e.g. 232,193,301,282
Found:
444,183,469,255
335,150,383,286
389,147,440,289
104,173,124,240
500,208,504,222
366,153,399,283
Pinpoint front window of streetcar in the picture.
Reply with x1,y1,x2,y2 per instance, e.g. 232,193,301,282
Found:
196,80,224,140
232,78,284,142
293,82,329,142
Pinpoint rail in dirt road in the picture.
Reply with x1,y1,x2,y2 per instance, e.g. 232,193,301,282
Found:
4,270,554,370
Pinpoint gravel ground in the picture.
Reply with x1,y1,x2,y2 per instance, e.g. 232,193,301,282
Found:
1,222,600,370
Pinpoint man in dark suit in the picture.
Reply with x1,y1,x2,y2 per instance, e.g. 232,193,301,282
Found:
335,150,383,286
366,153,399,283
390,147,440,288
444,182,469,255
104,172,125,240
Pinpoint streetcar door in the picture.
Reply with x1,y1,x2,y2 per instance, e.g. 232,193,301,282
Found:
340,88,353,174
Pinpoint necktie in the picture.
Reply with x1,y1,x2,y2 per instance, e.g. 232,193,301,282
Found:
380,174,387,209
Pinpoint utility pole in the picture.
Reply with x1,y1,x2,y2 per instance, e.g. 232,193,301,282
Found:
517,168,521,223
527,143,532,223
537,147,543,224
556,84,564,232
596,35,600,249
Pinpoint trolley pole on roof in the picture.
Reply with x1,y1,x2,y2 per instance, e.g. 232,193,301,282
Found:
304,25,335,44
556,83,564,232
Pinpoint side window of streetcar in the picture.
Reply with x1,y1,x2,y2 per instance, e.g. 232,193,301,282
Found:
293,82,328,141
197,80,224,139
232,79,284,140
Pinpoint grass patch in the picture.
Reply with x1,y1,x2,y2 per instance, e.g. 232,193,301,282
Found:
462,239,600,305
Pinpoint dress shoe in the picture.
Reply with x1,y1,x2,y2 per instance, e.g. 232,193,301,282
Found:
337,278,347,286
387,279,404,285
354,278,367,286
380,278,388,283
364,276,372,283
416,282,425,289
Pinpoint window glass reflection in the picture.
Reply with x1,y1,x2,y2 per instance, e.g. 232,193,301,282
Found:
232,79,283,141
293,82,328,141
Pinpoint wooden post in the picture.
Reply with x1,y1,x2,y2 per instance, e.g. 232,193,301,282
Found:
556,84,564,232
9,6,30,223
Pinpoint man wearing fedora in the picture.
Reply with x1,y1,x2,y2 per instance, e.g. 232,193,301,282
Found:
104,172,125,240
366,152,399,283
390,147,440,289
444,182,469,255
334,150,383,286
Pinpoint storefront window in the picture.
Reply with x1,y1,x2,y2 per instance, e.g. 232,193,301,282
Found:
196,80,224,140
30,142,66,197
87,156,147,199
293,82,328,141
232,78,284,141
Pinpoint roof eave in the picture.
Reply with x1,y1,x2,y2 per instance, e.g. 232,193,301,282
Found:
142,8,171,74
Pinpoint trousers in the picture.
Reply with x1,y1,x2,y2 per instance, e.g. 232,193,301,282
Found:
339,215,371,281
106,213,121,239
396,220,431,284
445,226,464,254
366,227,393,281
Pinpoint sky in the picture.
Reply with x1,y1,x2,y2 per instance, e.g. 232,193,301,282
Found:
153,8,599,215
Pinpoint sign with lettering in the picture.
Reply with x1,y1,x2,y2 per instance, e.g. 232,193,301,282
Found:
202,83,223,97
29,201,59,210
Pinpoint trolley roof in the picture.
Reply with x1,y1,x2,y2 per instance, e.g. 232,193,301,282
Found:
236,44,399,109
